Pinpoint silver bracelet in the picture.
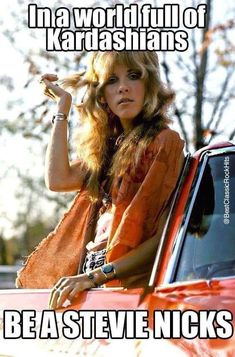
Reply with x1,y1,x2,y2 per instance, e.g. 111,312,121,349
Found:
86,272,99,287
52,112,68,124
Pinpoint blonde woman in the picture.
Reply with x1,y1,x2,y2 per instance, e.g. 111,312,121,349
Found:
18,51,184,309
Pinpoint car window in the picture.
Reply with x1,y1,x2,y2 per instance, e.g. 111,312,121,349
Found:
0,266,19,289
175,153,235,281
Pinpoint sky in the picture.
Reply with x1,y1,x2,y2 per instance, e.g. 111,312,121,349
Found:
0,0,235,239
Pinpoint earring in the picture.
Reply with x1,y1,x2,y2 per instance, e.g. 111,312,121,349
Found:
99,96,106,104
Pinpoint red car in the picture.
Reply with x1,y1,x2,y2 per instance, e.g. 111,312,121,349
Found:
0,141,234,356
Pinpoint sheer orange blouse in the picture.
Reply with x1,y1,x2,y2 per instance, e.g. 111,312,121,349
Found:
16,127,184,288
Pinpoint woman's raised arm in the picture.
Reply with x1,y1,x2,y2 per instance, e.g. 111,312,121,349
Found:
41,74,87,192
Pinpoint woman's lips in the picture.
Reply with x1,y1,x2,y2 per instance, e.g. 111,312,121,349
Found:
118,98,134,105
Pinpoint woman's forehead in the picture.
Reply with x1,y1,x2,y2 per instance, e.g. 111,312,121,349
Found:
94,52,141,79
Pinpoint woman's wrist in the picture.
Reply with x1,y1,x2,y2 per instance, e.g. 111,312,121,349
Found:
52,112,68,124
86,269,106,287
87,263,117,287
57,93,72,117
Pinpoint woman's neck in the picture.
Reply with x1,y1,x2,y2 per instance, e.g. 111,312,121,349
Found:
119,119,134,134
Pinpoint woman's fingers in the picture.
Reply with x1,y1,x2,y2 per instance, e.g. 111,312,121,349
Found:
41,78,61,100
49,288,61,310
40,73,58,82
55,285,74,309
48,277,67,309
49,276,79,309
39,74,68,101
48,275,96,310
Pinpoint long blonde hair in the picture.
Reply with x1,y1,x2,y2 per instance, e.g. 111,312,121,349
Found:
63,51,174,199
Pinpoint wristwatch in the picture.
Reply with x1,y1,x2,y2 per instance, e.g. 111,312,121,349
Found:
101,263,117,281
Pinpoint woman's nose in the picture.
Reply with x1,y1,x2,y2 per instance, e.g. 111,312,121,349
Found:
118,81,129,93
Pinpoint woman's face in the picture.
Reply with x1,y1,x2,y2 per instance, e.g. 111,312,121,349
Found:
103,64,145,132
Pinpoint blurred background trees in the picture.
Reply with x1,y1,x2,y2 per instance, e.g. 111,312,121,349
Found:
0,0,234,264
161,0,235,150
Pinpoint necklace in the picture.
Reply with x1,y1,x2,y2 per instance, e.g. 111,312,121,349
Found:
115,132,126,146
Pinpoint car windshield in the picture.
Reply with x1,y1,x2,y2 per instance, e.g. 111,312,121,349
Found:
175,152,235,281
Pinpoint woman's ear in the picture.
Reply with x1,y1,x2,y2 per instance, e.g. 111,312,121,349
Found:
100,96,106,104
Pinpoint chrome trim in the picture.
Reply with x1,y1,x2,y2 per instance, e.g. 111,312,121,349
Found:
228,140,235,145
163,154,209,284
199,146,235,161
148,153,192,287
211,275,235,282
207,146,235,157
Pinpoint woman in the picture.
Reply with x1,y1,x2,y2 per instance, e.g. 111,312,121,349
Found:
17,51,184,309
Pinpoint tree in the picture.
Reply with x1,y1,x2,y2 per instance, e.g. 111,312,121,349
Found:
0,234,8,265
160,0,235,150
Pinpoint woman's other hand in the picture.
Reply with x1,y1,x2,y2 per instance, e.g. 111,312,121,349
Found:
39,73,72,116
48,274,96,310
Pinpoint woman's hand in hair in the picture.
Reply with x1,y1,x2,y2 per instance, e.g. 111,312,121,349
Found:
40,73,72,116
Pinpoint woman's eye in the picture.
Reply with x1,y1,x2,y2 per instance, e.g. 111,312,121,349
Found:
106,76,117,84
128,71,141,80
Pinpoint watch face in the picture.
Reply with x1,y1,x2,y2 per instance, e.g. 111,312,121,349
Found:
102,264,114,274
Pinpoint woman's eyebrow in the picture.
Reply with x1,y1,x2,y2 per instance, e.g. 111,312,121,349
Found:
107,68,140,77
127,68,140,72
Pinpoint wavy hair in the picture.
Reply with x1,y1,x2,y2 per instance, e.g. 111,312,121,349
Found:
62,51,175,199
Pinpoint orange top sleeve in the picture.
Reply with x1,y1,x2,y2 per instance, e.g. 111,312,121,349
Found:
106,128,185,262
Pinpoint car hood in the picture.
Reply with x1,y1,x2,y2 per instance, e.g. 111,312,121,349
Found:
0,278,234,356
146,277,235,356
